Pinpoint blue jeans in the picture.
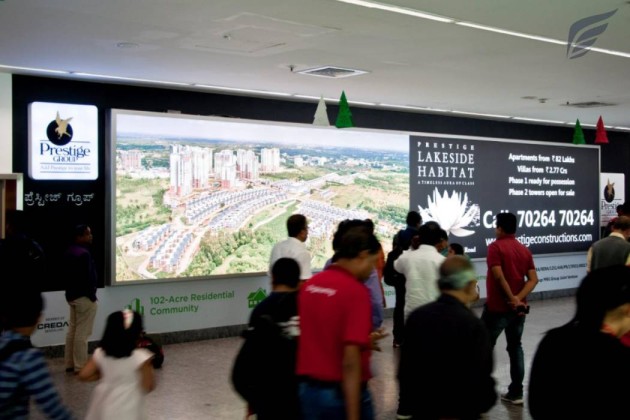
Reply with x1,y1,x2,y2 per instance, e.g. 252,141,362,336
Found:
299,381,374,420
481,307,526,396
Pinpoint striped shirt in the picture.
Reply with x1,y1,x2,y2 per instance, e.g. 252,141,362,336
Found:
0,330,74,419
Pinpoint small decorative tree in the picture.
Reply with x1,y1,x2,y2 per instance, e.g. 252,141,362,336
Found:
595,116,609,144
572,119,585,145
313,95,330,126
335,91,354,128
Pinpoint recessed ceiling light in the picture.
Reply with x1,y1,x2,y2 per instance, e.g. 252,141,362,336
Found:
451,110,512,119
0,64,68,75
336,0,453,23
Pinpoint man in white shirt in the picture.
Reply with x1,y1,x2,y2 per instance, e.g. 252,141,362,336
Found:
269,214,312,282
394,223,445,320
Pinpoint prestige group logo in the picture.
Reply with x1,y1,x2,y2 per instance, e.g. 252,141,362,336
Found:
47,111,74,146
28,102,98,180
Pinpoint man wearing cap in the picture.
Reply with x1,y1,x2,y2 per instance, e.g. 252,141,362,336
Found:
397,256,497,419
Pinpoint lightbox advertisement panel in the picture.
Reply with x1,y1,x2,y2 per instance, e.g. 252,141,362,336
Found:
411,135,600,258
28,102,98,180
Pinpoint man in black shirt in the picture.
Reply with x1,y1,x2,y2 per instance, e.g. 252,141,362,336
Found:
398,256,496,419
232,257,301,420
63,224,97,374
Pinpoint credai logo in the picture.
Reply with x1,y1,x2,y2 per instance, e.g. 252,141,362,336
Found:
37,316,69,333
28,102,98,180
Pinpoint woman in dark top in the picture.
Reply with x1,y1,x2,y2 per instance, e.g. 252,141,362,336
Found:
528,265,630,419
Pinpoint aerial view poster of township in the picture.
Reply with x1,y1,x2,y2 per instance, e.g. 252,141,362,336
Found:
113,111,409,281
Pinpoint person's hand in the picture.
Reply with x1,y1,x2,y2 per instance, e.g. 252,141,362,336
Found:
508,295,521,309
369,328,388,352
514,303,529,316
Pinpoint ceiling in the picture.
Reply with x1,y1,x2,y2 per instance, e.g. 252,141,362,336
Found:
1,0,630,130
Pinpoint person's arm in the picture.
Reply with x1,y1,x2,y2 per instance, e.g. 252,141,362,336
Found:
140,359,156,393
298,248,313,280
78,356,100,382
375,246,385,280
23,352,75,420
586,247,593,273
369,328,387,352
365,272,384,329
377,248,386,307
341,344,362,420
393,255,405,275
515,268,539,302
490,265,520,307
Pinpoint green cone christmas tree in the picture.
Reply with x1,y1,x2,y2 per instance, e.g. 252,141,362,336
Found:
572,119,585,145
335,91,354,128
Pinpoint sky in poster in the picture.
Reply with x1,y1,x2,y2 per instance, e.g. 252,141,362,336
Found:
116,112,409,152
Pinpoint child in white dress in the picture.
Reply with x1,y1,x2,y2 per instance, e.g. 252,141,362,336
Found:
79,310,155,420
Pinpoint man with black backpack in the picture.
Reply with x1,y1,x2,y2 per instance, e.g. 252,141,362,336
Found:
231,258,301,420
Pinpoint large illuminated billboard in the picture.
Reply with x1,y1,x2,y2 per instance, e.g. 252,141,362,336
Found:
109,110,599,284
109,110,409,282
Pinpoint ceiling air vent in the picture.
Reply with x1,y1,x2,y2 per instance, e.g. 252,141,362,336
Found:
296,66,368,78
563,101,616,108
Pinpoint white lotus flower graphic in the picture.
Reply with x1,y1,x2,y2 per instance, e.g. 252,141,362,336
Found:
418,188,480,237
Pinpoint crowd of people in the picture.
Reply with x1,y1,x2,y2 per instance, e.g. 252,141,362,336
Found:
234,210,630,420
3,208,630,419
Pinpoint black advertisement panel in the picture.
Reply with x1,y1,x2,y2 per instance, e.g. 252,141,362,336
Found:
410,135,600,258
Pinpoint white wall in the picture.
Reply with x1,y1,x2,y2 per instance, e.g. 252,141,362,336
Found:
34,253,587,347
35,274,272,347
0,73,12,173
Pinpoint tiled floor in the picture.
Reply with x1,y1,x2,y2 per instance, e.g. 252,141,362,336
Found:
31,296,575,419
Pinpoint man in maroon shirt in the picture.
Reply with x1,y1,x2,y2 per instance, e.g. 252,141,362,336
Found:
481,212,538,406
297,225,384,420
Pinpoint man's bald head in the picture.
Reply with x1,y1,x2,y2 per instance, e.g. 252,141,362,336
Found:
438,256,477,291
